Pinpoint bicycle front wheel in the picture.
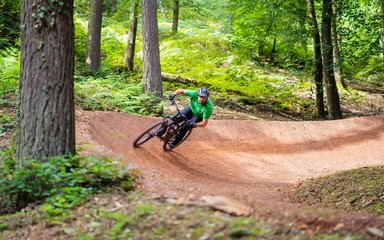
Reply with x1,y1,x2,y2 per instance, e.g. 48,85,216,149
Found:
133,121,163,147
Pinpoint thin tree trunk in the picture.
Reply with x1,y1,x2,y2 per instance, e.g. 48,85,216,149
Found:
172,0,179,34
125,0,139,72
17,0,75,164
307,0,325,117
142,0,162,97
331,1,347,89
322,0,343,119
86,0,103,71
381,0,384,60
270,37,277,63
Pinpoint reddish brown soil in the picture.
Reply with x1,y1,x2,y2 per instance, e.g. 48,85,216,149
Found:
76,110,384,234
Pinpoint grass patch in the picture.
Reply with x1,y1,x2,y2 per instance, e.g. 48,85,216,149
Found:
290,166,384,215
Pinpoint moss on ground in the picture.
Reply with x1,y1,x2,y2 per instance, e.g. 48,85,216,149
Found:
290,166,384,215
0,191,367,240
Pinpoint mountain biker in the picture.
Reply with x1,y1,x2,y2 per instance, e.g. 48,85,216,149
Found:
158,87,214,147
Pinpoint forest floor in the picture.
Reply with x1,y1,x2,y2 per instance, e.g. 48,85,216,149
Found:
1,87,384,239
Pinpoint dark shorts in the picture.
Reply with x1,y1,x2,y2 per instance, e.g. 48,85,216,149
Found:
175,106,202,124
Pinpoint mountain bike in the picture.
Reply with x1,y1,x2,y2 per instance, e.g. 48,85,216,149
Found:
133,99,193,151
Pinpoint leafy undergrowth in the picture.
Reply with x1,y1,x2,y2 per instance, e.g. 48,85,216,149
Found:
289,166,384,215
0,153,135,216
74,71,164,116
1,191,364,240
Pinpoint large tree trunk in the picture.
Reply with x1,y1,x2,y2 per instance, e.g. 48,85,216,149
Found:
172,0,179,34
307,0,325,118
17,0,75,164
125,0,139,72
322,0,343,119
331,1,347,89
142,0,162,97
86,0,103,71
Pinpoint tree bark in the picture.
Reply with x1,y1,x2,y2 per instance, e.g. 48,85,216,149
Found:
161,72,198,84
86,0,103,71
307,0,325,118
17,0,75,164
270,37,277,63
322,0,343,119
125,0,139,72
172,0,179,34
142,0,162,97
331,1,347,89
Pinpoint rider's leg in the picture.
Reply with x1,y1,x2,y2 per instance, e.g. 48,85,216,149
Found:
155,123,167,137
157,106,193,138
173,106,194,123
171,115,201,146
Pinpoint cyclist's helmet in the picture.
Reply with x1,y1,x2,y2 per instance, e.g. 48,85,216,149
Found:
197,87,210,98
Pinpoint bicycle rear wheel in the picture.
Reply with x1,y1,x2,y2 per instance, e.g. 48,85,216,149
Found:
163,125,192,151
133,121,163,147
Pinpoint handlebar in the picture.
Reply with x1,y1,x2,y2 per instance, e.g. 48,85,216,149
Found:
169,98,188,121
169,98,181,113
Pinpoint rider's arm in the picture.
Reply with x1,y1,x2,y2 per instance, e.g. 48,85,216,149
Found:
172,89,186,96
197,119,209,127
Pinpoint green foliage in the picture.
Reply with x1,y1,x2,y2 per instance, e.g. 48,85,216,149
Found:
339,1,382,70
0,113,15,135
160,23,309,113
67,195,357,240
100,25,128,69
0,0,21,50
160,24,228,77
226,0,309,69
74,0,89,17
0,154,134,215
354,56,384,88
30,0,68,31
0,146,16,171
0,49,19,100
74,16,138,73
75,72,163,116
290,166,384,215
112,0,137,23
74,17,88,73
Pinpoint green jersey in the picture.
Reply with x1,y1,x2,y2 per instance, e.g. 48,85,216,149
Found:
185,90,214,119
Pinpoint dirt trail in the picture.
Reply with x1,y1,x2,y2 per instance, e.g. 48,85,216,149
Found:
76,110,384,231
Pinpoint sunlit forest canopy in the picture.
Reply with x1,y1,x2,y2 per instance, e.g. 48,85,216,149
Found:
2,0,383,76
1,0,383,118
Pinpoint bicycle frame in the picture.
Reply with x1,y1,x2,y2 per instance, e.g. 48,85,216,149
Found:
133,98,192,149
157,99,188,137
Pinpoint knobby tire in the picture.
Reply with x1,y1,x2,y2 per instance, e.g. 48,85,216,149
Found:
163,126,192,151
133,121,163,147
